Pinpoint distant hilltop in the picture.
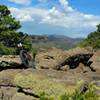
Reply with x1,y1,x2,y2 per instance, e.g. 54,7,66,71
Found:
30,34,83,42
30,35,83,49
30,35,48,42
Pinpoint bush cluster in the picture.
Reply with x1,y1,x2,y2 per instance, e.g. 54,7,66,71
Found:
14,73,98,100
80,24,100,49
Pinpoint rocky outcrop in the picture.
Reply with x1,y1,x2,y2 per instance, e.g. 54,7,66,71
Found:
31,35,48,42
0,55,21,64
0,47,99,99
36,47,95,72
35,47,67,69
0,85,36,100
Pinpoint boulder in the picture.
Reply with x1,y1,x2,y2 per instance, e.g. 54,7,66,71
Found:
35,47,94,71
35,48,67,69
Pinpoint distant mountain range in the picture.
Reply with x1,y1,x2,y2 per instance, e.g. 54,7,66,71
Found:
30,35,83,49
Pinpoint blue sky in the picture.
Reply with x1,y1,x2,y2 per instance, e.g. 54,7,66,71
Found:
0,0,100,38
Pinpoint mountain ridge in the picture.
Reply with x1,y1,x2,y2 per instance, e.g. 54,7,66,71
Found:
30,34,83,49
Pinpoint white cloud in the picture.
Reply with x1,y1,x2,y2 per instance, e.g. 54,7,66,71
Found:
9,0,32,5
18,15,34,22
41,0,100,32
59,0,74,12
9,7,48,22
9,7,34,22
9,0,100,36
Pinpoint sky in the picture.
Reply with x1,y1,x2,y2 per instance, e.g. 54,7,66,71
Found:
0,0,100,38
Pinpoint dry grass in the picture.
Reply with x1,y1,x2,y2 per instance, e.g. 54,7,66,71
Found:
14,73,77,99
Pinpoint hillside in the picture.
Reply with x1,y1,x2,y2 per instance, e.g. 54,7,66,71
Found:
31,35,83,50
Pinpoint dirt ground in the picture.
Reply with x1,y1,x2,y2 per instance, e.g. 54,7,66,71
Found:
0,48,100,99
0,49,100,85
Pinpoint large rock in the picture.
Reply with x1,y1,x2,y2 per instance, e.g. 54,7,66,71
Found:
90,50,100,71
12,93,33,100
35,47,94,71
0,55,21,64
0,87,17,100
35,47,67,69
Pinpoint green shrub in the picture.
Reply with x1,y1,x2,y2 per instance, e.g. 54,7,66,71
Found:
0,43,16,55
79,24,100,49
0,5,32,55
14,73,98,100
40,93,54,100
60,93,71,100
31,47,38,60
23,36,32,51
